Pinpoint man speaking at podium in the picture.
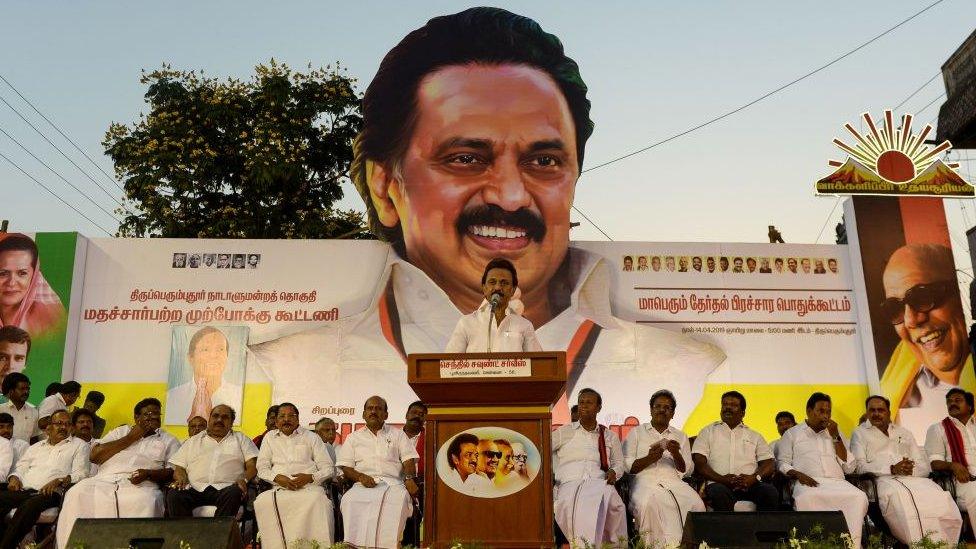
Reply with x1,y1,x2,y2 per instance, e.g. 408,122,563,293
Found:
445,259,542,353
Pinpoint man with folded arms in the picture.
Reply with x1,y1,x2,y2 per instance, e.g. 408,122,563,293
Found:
166,404,258,517
692,391,778,512
56,398,180,549
337,395,418,549
0,409,88,547
623,389,704,547
778,392,868,547
852,395,961,545
255,402,335,549
925,388,976,531
552,388,626,547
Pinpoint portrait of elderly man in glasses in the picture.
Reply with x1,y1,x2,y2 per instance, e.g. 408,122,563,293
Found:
879,243,973,435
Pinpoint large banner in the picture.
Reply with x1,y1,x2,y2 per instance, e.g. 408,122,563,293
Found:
71,236,866,441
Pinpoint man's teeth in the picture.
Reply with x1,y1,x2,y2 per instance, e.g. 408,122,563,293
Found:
469,225,526,239
917,330,944,344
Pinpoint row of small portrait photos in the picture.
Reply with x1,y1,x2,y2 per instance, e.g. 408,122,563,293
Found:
172,253,261,269
622,256,839,274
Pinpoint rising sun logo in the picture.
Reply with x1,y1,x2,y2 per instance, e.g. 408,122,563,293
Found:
815,110,974,197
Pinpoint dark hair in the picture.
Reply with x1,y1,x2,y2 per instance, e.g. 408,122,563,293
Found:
1,372,29,396
71,407,95,425
85,391,105,406
650,389,677,410
577,387,602,407
721,390,747,411
865,395,891,410
45,382,60,397
774,411,795,423
0,326,31,355
364,395,388,412
351,7,593,251
0,413,12,425
188,326,227,356
624,256,633,262
134,397,161,416
266,405,280,417
407,400,428,414
806,392,832,410
278,402,299,416
0,234,39,268
570,404,579,415
947,388,976,410
447,433,480,470
480,258,518,289
60,380,81,395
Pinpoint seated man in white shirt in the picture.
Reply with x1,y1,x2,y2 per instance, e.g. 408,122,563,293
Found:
623,389,704,546
56,397,181,549
444,258,542,353
0,413,29,466
925,388,976,531
255,402,336,549
552,388,627,547
0,373,40,443
852,394,961,545
166,404,258,517
692,391,778,512
770,411,796,460
0,409,88,547
778,392,868,547
37,381,81,431
336,395,419,549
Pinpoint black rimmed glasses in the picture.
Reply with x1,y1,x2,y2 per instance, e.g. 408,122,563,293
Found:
880,280,955,325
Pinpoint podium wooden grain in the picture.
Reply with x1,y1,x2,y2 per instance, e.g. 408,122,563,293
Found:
407,352,566,548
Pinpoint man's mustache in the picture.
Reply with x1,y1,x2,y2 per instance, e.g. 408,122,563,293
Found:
456,205,546,242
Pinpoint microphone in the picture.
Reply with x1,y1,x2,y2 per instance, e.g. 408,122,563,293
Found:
489,291,503,309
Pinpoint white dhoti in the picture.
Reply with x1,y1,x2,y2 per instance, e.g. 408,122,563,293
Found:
952,479,976,531
874,476,961,545
56,476,164,549
554,478,628,547
340,482,412,549
628,478,705,546
792,478,868,547
254,485,334,549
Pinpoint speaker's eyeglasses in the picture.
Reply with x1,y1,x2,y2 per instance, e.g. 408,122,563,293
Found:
880,280,955,325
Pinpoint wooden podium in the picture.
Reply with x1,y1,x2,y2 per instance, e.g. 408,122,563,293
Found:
407,352,566,548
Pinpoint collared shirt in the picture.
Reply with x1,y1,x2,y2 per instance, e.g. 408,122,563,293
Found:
925,415,976,476
770,438,782,460
444,466,493,495
0,437,12,483
777,423,854,479
257,427,334,485
13,436,89,490
692,421,773,477
444,301,542,353
551,422,624,484
10,438,28,465
851,422,929,477
405,430,424,476
37,393,67,420
0,401,40,442
622,423,693,482
250,247,724,430
335,424,418,483
94,425,181,478
168,430,259,491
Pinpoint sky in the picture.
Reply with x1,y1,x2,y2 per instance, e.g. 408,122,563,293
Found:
1,1,975,262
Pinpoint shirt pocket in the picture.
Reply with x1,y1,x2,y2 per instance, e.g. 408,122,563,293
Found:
500,331,521,351
293,442,313,463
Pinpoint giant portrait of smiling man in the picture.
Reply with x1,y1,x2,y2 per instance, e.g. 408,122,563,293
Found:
250,7,724,425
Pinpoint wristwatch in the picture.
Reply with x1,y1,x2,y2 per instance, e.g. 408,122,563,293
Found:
404,474,416,481
755,474,762,483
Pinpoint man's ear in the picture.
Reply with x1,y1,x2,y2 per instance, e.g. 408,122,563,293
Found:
366,160,401,229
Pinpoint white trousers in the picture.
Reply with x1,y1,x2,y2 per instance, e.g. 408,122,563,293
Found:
792,478,868,547
254,485,334,549
56,476,163,549
554,478,628,547
340,482,412,549
875,476,961,545
628,477,705,546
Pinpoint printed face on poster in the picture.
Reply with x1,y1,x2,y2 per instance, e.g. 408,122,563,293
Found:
165,325,248,426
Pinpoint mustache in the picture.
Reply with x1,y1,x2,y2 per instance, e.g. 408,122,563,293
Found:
456,205,546,242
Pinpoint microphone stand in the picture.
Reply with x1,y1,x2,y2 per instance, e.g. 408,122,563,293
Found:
487,299,497,352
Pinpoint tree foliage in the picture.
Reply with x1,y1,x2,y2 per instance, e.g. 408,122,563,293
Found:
104,60,367,238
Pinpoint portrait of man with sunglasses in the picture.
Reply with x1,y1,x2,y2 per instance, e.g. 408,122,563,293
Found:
879,243,973,435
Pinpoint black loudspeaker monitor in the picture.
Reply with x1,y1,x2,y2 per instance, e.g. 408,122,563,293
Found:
67,517,243,549
682,511,849,548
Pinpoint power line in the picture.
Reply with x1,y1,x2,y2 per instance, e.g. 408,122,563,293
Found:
571,205,613,240
815,197,843,244
580,0,946,175
0,92,126,209
890,73,941,112
0,124,122,222
912,92,946,118
0,150,114,236
0,73,124,192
